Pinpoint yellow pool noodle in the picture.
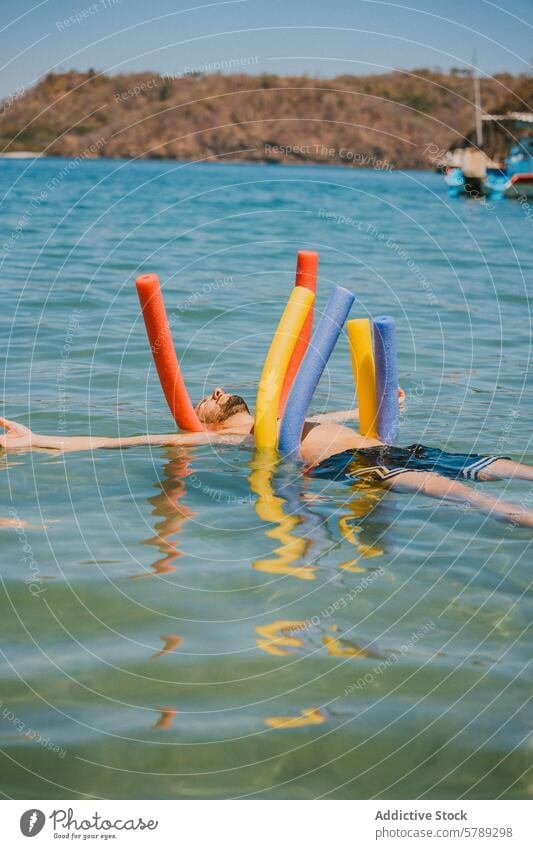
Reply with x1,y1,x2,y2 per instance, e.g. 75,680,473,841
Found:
348,318,378,437
255,287,315,451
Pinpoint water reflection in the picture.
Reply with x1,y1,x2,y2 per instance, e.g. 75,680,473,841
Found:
337,489,384,572
150,634,183,661
133,449,195,580
256,620,308,656
0,454,52,528
250,451,390,583
253,472,394,670
265,708,326,729
152,707,177,731
323,631,386,659
256,617,387,660
249,453,317,580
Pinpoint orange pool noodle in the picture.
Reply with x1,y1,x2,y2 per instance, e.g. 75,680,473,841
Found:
136,273,203,432
279,250,318,416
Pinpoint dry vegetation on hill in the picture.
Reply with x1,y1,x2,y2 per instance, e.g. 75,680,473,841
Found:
1,69,531,168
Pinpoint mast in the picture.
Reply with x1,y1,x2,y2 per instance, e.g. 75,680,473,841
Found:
473,50,483,148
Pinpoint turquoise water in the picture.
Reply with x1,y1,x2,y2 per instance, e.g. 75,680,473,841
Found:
0,159,531,799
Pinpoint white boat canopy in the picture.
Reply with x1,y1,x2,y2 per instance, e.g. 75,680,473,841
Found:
482,112,533,124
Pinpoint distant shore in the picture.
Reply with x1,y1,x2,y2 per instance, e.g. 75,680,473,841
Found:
1,69,530,169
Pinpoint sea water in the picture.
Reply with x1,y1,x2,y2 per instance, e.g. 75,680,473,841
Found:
0,158,531,799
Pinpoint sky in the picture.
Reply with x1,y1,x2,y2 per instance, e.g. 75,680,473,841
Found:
1,0,532,99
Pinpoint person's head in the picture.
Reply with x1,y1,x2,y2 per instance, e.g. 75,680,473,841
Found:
195,387,253,431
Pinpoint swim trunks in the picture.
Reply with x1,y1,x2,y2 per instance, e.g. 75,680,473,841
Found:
310,444,510,485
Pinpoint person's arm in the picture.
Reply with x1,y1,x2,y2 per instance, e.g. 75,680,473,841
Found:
0,417,242,454
308,388,405,425
307,408,359,424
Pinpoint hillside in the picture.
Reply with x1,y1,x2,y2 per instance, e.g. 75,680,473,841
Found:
1,69,531,168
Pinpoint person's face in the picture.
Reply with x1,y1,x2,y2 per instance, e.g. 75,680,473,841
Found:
195,387,250,426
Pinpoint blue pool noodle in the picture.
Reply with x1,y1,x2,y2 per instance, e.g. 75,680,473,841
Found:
373,315,399,444
279,285,355,456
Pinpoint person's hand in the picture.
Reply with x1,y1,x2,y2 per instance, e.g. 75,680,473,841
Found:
0,417,36,451
398,386,406,411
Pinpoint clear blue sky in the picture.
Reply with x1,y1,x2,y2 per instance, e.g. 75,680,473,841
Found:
1,0,531,98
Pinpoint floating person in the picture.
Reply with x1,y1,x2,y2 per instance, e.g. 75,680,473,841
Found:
1,390,533,527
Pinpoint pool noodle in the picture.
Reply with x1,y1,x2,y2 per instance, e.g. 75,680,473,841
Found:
135,273,204,432
279,285,355,456
254,286,315,451
347,318,377,437
278,250,319,416
373,315,399,443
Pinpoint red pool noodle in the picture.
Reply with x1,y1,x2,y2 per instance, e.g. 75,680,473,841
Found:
278,250,319,416
135,273,204,432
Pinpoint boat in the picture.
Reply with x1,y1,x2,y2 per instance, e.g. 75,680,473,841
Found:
444,166,465,197
442,149,490,198
442,65,493,198
440,61,533,200
483,137,533,199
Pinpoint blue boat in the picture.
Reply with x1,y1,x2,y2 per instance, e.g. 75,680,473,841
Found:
444,166,465,197
483,137,533,199
443,154,486,198
442,103,533,199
